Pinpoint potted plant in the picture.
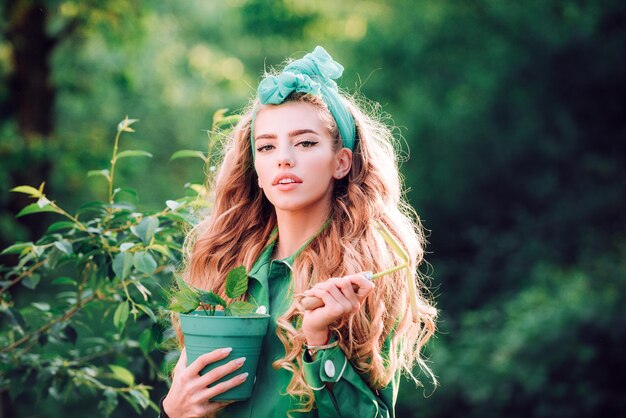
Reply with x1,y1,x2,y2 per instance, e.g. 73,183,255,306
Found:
168,266,270,401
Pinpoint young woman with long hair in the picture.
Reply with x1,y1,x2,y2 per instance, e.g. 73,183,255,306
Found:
160,46,437,418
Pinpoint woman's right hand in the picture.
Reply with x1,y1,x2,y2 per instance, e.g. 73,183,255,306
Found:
162,347,248,418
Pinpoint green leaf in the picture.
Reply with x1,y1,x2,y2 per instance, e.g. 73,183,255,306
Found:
136,304,157,323
87,169,110,179
22,274,41,289
215,114,240,128
174,274,190,291
5,309,26,334
150,244,171,258
54,240,73,255
224,301,255,316
133,251,157,275
112,187,138,203
16,202,60,217
98,389,118,418
52,277,77,286
168,288,200,313
11,185,43,198
1,242,32,255
225,266,248,299
130,217,159,243
112,252,133,279
132,281,152,301
198,290,227,308
116,150,153,160
109,364,135,386
128,388,150,410
138,328,154,354
185,183,205,195
119,242,135,252
32,302,50,311
170,150,207,161
47,221,76,233
113,301,130,333
77,201,107,215
165,200,181,211
56,290,77,302
212,108,229,122
162,212,187,223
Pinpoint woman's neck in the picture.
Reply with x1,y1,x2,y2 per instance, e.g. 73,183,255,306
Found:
273,206,330,260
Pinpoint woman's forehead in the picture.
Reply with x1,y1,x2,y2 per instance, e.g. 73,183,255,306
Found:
254,101,331,137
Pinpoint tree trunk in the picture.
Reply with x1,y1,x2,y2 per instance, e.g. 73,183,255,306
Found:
6,0,55,138
2,0,56,246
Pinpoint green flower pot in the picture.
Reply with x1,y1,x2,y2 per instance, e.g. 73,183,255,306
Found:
180,310,270,401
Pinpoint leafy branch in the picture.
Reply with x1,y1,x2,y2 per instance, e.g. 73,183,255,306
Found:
0,111,240,416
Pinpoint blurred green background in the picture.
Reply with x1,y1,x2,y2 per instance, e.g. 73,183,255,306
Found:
1,0,625,417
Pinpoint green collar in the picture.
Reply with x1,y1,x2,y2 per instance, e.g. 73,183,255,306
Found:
249,218,330,277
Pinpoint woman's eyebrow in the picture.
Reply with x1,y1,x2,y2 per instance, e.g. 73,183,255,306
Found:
288,129,320,138
255,129,320,141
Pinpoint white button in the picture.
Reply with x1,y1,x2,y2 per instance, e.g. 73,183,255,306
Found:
324,360,335,378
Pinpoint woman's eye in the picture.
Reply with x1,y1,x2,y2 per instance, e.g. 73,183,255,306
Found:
256,144,274,152
298,140,318,148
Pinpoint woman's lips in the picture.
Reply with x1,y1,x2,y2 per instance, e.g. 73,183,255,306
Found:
272,173,303,186
274,181,300,191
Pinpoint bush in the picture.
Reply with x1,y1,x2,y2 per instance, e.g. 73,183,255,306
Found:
0,113,237,416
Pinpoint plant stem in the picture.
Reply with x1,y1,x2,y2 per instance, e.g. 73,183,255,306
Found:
1,290,97,354
108,129,123,204
49,201,89,232
374,220,420,321
371,263,409,280
1,263,165,354
0,259,45,295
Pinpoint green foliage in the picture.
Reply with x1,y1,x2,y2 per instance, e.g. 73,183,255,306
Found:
198,289,227,309
225,266,249,299
167,265,256,316
0,111,238,416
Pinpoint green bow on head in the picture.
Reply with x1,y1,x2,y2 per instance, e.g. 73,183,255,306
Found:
251,46,356,157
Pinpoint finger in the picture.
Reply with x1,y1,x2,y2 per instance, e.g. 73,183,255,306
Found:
187,347,233,376
301,295,324,311
174,347,187,375
201,372,249,401
317,281,354,313
305,286,342,311
198,356,246,388
349,273,376,300
317,281,348,307
333,278,362,312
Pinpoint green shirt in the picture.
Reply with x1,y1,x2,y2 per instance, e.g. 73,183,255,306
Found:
221,236,399,418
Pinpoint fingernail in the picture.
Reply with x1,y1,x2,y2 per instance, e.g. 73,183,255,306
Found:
221,347,233,354
236,357,246,365
363,271,373,280
239,372,249,381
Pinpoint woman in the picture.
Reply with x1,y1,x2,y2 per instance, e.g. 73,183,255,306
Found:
161,46,437,418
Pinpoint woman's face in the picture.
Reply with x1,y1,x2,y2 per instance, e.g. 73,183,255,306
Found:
253,101,352,218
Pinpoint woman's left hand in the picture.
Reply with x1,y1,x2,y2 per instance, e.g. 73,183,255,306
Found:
301,273,375,345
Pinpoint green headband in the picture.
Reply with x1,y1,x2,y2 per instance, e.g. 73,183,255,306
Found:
250,46,356,158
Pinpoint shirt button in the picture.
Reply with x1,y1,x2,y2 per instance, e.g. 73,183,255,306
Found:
324,360,335,378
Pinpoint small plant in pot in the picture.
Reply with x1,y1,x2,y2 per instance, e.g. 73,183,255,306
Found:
168,266,270,401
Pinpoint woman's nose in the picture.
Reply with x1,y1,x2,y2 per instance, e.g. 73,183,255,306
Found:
277,148,294,167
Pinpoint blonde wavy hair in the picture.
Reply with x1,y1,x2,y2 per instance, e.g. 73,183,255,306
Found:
176,91,437,413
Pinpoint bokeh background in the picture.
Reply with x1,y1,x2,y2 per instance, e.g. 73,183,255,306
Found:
1,1,625,417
